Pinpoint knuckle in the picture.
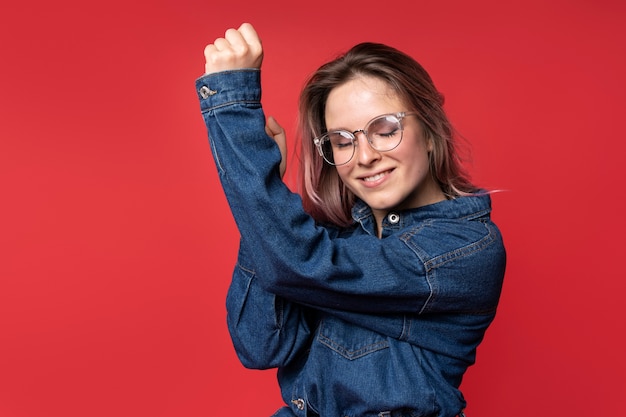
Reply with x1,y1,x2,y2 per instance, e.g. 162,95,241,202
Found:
233,43,250,56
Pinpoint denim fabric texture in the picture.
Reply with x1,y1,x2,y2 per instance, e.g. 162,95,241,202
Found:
196,70,506,417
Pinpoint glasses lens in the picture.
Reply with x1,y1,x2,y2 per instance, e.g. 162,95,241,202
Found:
321,131,355,165
367,115,403,151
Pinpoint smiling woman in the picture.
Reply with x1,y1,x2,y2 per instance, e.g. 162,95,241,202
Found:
298,42,480,231
321,76,445,231
196,23,506,417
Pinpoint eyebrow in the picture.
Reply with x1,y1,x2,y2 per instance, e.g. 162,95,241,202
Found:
324,118,369,133
324,113,391,132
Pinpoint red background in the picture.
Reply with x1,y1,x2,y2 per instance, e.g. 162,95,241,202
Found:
1,0,625,416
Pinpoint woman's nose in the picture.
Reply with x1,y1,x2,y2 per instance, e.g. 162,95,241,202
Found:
354,132,381,165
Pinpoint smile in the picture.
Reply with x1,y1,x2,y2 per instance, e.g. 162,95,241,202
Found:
363,170,392,183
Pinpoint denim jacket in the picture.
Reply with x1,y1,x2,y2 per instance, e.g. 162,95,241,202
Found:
196,70,506,417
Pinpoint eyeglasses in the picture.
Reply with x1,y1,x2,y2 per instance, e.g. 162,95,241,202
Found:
313,112,416,166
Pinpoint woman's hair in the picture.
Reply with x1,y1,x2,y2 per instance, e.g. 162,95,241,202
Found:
297,42,478,227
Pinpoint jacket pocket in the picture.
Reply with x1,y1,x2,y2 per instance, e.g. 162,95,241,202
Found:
316,316,389,360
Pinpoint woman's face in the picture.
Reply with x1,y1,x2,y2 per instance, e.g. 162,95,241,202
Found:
324,75,445,226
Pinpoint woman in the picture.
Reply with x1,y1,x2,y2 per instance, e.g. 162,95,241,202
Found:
196,23,506,417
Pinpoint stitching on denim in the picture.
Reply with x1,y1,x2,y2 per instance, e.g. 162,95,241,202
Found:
419,271,435,315
423,222,496,270
236,262,256,275
398,315,412,341
318,333,389,360
458,207,490,221
208,134,224,173
399,221,497,271
201,99,261,112
317,321,389,360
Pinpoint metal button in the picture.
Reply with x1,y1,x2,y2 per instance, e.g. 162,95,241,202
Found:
199,85,216,99
388,213,400,224
291,398,305,410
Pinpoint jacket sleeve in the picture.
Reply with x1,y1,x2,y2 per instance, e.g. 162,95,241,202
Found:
226,239,316,369
196,70,505,317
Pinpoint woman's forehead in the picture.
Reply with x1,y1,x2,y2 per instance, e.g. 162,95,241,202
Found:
324,77,403,128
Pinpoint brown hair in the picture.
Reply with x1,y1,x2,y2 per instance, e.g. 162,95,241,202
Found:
297,42,478,227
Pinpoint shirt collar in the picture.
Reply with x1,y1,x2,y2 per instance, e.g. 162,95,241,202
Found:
351,192,493,232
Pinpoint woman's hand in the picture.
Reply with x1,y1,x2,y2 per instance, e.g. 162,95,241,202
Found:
204,23,263,74
265,116,287,178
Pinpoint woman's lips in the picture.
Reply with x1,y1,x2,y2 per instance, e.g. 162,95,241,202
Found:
360,169,392,185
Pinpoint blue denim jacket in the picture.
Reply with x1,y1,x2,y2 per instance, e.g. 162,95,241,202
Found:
196,70,506,417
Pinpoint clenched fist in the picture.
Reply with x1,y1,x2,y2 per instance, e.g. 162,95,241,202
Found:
204,23,263,74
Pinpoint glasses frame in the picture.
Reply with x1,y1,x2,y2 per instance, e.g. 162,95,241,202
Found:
313,112,416,166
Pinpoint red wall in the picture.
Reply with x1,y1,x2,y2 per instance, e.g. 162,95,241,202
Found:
1,0,625,416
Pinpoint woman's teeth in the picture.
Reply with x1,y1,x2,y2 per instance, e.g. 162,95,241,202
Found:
364,171,388,182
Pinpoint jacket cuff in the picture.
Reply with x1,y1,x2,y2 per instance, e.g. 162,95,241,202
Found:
195,69,261,112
